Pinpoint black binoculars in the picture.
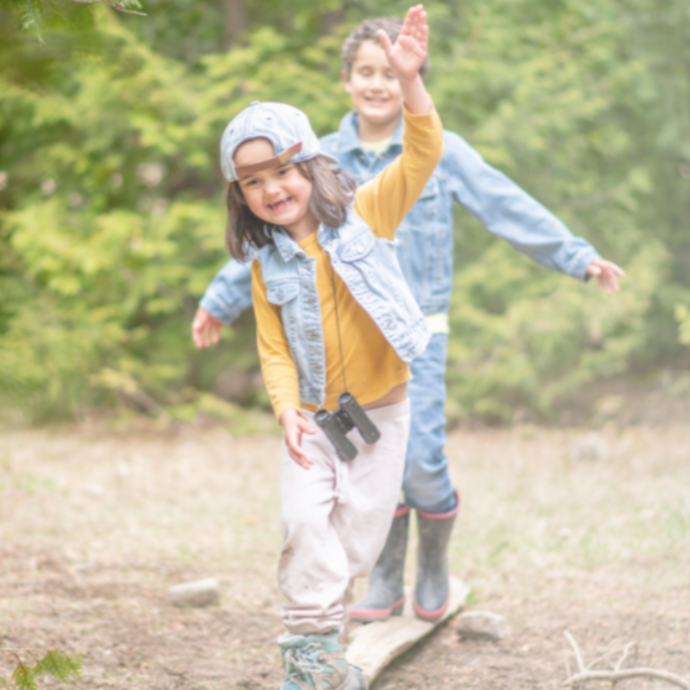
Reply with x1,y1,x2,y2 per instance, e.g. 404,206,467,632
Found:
314,392,381,462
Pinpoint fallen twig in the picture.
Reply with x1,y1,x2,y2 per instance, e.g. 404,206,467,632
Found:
564,668,690,689
564,631,585,674
562,632,690,689
614,642,636,673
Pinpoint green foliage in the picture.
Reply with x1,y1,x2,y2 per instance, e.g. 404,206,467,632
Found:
1,0,144,41
1,650,82,690
0,0,688,425
677,305,690,347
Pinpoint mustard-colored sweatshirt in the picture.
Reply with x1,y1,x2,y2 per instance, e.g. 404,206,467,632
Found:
251,106,444,420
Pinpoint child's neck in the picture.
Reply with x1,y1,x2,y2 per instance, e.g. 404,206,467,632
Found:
284,211,320,245
357,114,401,144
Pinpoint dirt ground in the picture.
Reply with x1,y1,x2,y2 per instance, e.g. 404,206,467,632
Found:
1,416,689,689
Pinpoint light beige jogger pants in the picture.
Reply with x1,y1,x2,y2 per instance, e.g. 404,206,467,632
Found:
278,399,410,635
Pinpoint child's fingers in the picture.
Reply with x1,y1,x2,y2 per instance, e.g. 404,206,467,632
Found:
377,28,393,55
415,22,429,53
286,434,313,469
605,270,620,294
205,322,215,347
192,320,206,348
400,5,424,43
282,416,314,469
604,260,626,276
297,416,317,435
403,6,426,43
588,259,624,295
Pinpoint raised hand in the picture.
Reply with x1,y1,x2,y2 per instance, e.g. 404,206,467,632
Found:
377,4,429,82
192,307,223,348
586,258,625,295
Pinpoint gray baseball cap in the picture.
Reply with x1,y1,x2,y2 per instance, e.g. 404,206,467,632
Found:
220,101,338,183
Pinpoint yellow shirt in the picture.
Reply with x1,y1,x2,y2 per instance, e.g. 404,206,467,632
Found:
251,106,444,420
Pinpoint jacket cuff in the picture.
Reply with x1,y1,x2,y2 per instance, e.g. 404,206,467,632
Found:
199,292,242,324
570,248,601,282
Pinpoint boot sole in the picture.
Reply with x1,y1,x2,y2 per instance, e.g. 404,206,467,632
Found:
412,596,449,622
348,596,405,622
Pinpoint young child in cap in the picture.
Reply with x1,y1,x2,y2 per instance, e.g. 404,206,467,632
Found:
217,6,441,689
194,14,624,629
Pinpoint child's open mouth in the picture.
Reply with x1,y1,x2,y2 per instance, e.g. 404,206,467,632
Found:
268,197,293,212
365,96,388,106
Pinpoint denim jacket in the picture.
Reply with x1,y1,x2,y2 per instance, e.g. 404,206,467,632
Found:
256,208,430,407
200,112,599,322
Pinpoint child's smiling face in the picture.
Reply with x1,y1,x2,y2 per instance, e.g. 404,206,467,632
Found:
234,137,316,238
344,39,403,134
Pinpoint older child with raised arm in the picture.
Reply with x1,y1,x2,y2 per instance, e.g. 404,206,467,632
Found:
216,7,441,689
195,16,624,632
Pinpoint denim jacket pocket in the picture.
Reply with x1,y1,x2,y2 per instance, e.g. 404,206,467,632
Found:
339,229,375,262
266,279,300,306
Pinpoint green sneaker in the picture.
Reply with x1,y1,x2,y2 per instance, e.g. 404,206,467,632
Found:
277,631,367,690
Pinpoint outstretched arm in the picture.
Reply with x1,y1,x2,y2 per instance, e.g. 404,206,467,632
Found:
444,132,624,290
192,258,254,348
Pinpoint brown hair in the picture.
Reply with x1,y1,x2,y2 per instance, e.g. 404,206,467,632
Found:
341,17,430,77
225,156,357,261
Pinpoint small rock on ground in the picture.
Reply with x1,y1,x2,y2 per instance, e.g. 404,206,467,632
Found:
456,611,510,641
169,577,220,607
570,432,610,462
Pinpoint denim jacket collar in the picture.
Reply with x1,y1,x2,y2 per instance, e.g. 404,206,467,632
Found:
272,227,307,263
334,111,404,153
271,224,339,263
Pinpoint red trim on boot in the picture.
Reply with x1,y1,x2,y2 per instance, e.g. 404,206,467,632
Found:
413,595,449,622
394,504,410,518
417,491,460,520
349,596,405,622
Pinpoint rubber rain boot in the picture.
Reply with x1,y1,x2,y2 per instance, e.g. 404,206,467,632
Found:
413,494,459,621
349,505,410,622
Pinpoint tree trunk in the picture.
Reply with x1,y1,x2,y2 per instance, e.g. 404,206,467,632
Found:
319,7,345,36
222,0,247,49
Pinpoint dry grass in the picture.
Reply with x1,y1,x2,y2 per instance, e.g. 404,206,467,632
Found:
1,418,689,689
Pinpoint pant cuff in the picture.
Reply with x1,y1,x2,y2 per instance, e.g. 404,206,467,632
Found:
417,490,459,519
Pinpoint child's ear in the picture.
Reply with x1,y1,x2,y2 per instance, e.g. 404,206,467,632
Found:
342,69,352,93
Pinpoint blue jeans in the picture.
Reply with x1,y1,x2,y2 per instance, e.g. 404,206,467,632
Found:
403,333,457,514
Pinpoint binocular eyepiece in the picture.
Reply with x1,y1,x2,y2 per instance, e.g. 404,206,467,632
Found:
314,392,381,462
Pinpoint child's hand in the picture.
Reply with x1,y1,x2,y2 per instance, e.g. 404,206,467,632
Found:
279,409,316,470
192,307,223,348
377,5,429,83
586,259,625,295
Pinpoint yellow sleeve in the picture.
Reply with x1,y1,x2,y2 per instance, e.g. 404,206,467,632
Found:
251,259,301,420
353,105,444,240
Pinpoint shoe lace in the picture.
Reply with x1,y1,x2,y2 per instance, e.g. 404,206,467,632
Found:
284,642,326,677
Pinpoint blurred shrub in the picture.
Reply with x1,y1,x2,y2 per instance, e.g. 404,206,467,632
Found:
0,0,688,424
677,305,690,347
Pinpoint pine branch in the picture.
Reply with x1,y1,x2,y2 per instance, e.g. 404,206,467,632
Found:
3,651,82,690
